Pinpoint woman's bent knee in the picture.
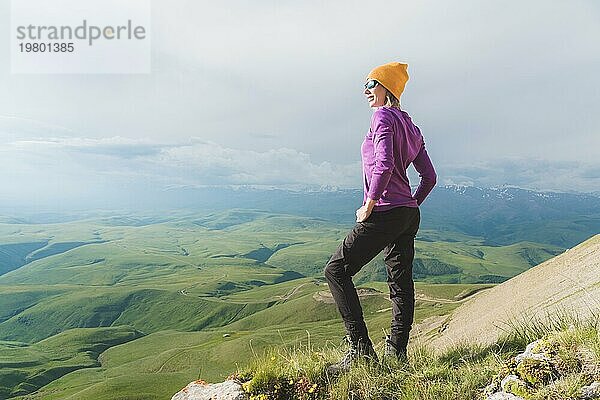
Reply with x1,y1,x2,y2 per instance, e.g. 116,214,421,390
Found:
324,262,341,280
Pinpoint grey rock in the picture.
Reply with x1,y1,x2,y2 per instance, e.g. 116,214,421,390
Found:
581,382,600,399
171,380,247,400
514,339,550,363
486,392,525,400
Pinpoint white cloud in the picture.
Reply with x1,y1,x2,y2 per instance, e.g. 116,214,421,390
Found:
1,136,361,189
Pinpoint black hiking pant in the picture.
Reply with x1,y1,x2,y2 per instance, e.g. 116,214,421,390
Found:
324,206,420,351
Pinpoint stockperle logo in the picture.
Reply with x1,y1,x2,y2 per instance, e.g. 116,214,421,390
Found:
11,0,151,74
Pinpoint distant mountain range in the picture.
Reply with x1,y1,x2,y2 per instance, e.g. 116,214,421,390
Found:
3,185,599,248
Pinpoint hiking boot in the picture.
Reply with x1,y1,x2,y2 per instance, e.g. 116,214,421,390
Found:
326,335,379,375
384,335,408,364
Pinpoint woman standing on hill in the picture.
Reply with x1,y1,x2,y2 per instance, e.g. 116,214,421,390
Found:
324,62,437,373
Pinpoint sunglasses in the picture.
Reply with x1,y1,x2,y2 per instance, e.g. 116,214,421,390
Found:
364,80,379,90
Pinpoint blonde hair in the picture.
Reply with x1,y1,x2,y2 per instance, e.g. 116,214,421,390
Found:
384,90,401,109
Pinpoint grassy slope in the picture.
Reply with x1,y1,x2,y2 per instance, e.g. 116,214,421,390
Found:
0,326,142,399
4,280,478,400
0,285,272,343
0,242,48,275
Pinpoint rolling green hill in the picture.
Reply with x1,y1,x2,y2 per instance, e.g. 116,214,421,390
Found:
0,242,48,275
0,210,563,287
0,326,142,399
3,279,489,400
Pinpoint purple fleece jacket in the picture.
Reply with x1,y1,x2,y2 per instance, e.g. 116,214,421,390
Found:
361,107,437,210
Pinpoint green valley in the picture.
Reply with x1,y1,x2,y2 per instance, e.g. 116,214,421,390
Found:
0,206,592,399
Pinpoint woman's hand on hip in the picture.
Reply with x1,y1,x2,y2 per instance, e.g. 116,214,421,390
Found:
356,198,377,222
356,205,371,222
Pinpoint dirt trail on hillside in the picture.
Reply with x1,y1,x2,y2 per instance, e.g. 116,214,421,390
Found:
275,281,319,302
313,287,489,307
313,288,384,304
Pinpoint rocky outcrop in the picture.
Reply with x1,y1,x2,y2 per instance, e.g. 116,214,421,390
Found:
484,333,600,400
171,379,247,400
581,382,600,399
486,392,524,400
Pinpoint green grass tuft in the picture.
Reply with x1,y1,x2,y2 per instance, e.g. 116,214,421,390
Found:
238,335,503,400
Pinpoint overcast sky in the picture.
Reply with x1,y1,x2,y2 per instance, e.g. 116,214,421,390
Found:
1,0,599,209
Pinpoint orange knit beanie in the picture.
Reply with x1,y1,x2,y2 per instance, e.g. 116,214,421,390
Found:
366,62,409,100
